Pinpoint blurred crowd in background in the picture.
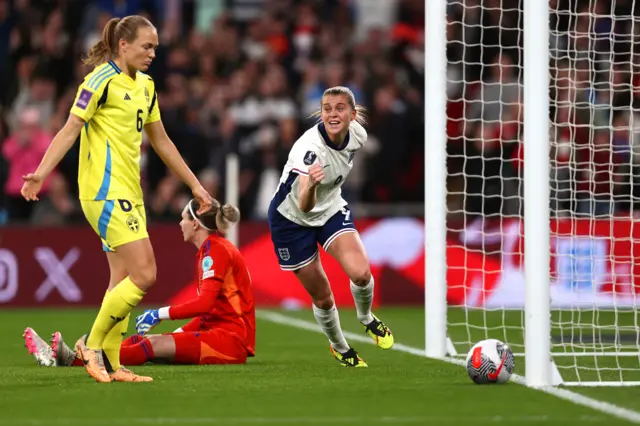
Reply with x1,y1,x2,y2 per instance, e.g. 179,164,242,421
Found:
0,0,425,225
447,0,640,222
5,0,640,228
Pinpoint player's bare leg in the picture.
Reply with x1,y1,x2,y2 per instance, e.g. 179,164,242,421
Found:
146,335,176,361
326,232,394,350
23,328,56,366
294,256,367,367
116,334,174,366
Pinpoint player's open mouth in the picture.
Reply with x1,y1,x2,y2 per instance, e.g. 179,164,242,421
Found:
328,121,340,126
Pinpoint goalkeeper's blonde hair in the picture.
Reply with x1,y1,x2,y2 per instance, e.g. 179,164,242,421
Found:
187,198,240,234
310,86,367,125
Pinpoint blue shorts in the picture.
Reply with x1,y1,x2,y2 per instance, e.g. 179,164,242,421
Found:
267,205,357,271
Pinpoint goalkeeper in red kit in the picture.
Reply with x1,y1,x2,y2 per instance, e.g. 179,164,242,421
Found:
24,199,255,372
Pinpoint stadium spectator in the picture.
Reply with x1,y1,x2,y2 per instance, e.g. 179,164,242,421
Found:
444,0,640,220
0,0,430,226
2,107,52,220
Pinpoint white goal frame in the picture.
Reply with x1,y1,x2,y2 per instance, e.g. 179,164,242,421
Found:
424,0,640,388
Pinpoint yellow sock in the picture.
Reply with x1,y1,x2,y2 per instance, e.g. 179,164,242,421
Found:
102,313,129,371
86,277,145,349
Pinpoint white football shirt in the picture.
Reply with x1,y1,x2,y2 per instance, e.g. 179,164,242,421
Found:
271,120,367,227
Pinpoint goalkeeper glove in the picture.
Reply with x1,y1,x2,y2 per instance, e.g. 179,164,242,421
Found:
136,309,160,335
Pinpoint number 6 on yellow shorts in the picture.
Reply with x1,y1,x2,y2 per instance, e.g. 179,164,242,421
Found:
81,199,148,252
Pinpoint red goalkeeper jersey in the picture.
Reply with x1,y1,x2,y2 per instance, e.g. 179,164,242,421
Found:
168,234,256,356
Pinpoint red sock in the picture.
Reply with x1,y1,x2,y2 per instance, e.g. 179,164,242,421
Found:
70,336,148,366
119,339,155,365
122,334,144,347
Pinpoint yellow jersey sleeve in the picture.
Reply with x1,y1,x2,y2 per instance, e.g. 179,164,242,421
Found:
145,78,161,124
70,63,116,122
70,84,100,122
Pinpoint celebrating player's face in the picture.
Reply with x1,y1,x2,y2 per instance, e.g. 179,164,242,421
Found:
321,95,357,140
121,26,158,72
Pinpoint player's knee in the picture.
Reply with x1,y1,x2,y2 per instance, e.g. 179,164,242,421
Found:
312,293,335,310
350,267,372,287
146,335,163,351
130,263,157,289
142,264,157,287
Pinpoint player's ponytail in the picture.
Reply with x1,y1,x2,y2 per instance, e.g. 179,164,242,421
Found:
84,18,120,67
310,86,368,125
83,15,154,67
354,104,368,125
187,199,240,235
216,204,241,234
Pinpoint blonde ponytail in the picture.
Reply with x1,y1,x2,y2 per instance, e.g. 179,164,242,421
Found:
187,199,240,235
83,15,154,67
83,17,120,67
354,104,368,125
216,204,241,234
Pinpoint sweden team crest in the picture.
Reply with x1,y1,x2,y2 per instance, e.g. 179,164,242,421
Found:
127,215,140,233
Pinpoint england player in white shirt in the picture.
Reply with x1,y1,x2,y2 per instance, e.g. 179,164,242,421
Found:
268,86,394,367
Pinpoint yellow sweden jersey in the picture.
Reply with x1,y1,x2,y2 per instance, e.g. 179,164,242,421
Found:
71,60,161,203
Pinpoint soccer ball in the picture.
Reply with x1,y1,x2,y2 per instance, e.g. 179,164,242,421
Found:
465,339,515,384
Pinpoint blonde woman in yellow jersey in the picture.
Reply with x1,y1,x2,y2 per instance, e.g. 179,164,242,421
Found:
20,15,214,383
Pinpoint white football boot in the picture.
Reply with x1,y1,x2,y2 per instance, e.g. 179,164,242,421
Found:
23,327,56,367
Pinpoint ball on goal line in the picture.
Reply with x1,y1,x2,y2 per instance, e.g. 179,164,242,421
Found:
465,339,515,384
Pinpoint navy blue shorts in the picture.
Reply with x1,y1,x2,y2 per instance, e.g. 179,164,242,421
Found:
267,205,357,271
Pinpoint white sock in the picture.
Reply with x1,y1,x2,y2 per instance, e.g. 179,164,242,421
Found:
312,304,349,353
351,277,374,325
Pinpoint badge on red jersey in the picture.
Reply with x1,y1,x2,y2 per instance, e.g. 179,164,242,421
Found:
202,256,215,279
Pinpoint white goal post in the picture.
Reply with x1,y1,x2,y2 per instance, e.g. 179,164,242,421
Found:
425,0,640,387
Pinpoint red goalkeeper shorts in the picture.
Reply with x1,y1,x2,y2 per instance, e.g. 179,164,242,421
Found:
170,328,248,365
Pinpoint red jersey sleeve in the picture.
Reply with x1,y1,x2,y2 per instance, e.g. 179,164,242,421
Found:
178,317,203,332
167,243,233,320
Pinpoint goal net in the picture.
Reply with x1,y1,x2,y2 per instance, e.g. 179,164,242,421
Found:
434,0,640,386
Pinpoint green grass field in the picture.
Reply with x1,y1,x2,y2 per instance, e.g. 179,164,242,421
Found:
1,307,639,425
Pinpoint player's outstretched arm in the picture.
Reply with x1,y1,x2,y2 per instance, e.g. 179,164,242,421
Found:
21,114,84,201
135,289,217,335
298,164,324,213
144,120,213,214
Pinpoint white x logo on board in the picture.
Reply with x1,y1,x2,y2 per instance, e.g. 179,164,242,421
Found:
34,247,82,302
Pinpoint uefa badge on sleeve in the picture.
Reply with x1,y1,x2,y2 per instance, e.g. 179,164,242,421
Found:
202,256,213,271
201,256,215,279
303,151,317,166
76,89,93,110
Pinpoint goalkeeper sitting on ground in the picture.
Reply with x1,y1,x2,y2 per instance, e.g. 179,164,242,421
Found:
24,199,255,371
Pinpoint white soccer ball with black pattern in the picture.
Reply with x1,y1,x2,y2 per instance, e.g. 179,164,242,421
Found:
465,339,515,384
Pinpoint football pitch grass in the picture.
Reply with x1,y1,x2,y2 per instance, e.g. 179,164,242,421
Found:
1,307,639,425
